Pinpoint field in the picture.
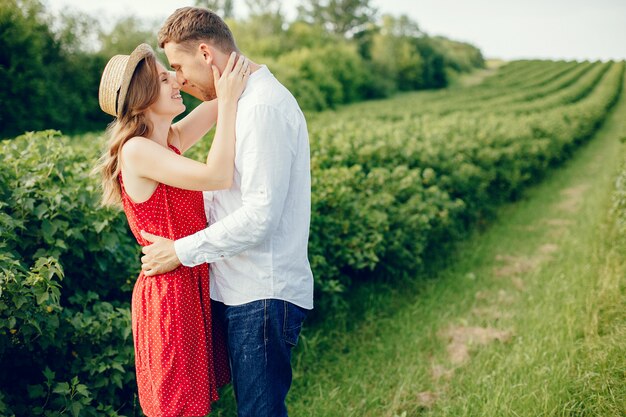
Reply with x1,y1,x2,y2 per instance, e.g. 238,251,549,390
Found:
1,59,625,416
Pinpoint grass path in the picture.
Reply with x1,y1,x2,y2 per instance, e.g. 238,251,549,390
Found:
211,75,626,416
451,59,505,87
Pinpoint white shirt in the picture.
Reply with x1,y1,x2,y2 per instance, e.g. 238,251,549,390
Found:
174,66,314,310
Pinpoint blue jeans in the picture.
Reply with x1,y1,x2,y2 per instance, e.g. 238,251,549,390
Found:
213,299,308,417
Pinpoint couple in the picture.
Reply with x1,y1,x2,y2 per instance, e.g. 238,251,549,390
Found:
96,7,313,417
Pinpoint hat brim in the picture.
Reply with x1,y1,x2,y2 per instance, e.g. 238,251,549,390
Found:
98,43,154,117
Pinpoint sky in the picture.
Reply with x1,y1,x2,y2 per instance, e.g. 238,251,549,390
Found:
44,0,626,61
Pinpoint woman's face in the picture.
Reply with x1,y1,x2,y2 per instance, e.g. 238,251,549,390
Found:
149,61,186,117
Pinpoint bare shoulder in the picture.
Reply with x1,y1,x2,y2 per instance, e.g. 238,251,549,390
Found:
121,136,156,159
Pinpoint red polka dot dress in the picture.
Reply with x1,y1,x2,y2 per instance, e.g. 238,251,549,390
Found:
119,144,230,417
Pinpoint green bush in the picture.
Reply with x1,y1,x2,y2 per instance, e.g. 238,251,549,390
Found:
0,131,138,416
0,131,137,298
277,44,369,110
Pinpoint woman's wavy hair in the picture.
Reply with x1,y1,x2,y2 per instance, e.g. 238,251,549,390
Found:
94,53,160,207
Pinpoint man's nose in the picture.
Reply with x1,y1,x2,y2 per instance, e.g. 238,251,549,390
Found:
169,71,184,87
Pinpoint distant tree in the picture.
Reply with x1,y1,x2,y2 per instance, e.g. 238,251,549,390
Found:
0,0,71,137
414,37,447,88
370,15,425,90
0,0,113,138
380,13,422,38
98,16,159,56
431,36,485,72
195,0,235,18
53,9,101,54
282,20,334,51
297,0,377,37
228,0,286,59
244,0,282,17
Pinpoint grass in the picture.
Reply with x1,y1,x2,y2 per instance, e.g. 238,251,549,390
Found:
209,76,626,416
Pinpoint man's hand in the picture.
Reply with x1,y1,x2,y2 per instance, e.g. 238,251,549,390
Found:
140,231,181,276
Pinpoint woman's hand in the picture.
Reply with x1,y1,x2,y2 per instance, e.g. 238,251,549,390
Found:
213,52,251,104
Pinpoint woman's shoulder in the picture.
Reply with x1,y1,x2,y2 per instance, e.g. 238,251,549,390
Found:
123,135,153,148
121,136,182,168
121,136,156,159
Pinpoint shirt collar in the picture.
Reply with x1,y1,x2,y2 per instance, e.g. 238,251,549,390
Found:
241,65,271,98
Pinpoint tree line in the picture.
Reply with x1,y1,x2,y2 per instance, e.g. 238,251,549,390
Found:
0,0,485,139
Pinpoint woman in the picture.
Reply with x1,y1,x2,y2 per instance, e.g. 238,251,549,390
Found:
96,43,249,417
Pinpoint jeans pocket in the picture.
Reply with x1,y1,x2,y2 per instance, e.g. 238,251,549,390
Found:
283,302,307,347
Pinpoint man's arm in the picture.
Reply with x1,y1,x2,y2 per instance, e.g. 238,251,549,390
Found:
141,104,296,275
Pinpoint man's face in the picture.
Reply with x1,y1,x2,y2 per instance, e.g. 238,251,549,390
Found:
163,42,217,101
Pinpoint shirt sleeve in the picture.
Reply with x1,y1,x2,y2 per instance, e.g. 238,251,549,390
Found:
174,104,296,266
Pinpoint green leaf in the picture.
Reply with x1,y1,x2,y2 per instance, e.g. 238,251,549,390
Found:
13,295,27,309
36,290,49,305
41,219,57,242
29,319,42,334
43,367,55,381
70,401,82,417
75,384,90,398
33,203,48,219
111,373,123,389
94,220,108,233
52,382,70,395
27,384,46,399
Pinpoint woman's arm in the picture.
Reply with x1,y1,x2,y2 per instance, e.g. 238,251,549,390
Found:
172,99,218,154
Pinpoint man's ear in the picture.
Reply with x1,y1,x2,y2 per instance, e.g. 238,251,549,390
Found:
198,43,213,65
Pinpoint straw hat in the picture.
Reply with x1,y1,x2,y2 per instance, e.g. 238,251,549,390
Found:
98,43,154,117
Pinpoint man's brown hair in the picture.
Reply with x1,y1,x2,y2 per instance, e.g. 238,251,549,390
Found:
157,7,238,52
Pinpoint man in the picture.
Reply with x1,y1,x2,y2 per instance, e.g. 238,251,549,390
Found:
139,6,314,417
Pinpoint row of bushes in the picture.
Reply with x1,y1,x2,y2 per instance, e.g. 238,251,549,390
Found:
1,61,623,415
301,61,624,292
